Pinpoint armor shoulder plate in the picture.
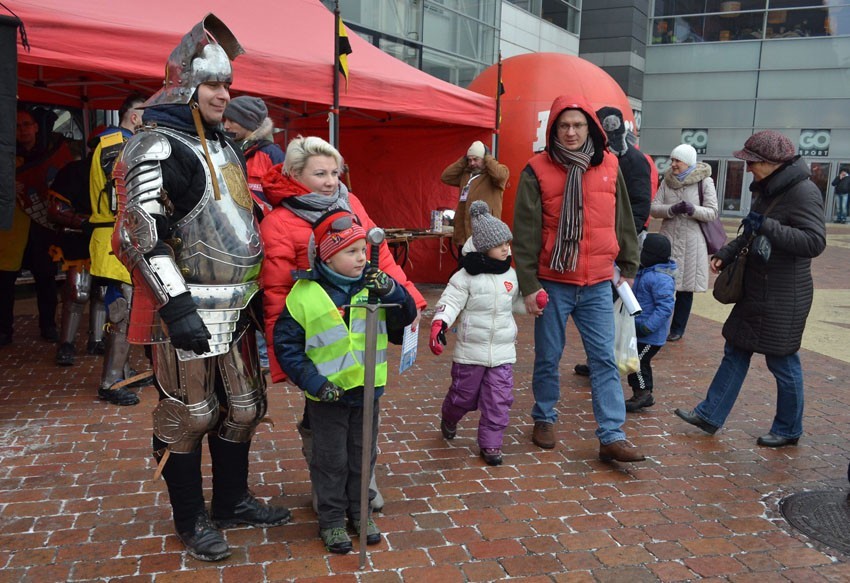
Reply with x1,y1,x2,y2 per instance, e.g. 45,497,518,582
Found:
122,131,172,167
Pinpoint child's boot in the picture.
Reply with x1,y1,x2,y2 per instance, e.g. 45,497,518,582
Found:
480,448,503,466
625,389,655,412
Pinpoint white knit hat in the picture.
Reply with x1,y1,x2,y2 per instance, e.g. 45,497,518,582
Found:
670,144,697,167
467,140,486,158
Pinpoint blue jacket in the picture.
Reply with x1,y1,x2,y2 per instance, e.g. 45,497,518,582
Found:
633,260,677,346
273,269,417,405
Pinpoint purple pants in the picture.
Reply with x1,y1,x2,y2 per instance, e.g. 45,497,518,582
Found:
442,362,514,449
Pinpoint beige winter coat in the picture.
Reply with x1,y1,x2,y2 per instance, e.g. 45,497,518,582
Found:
650,163,718,292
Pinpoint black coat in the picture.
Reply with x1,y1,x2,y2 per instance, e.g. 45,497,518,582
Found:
715,158,826,356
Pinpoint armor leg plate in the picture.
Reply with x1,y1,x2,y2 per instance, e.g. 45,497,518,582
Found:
100,284,133,390
217,324,267,443
88,284,107,345
59,265,91,345
152,342,219,453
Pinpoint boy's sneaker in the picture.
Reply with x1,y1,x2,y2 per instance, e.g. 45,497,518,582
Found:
440,419,457,440
625,389,655,412
320,527,353,554
480,448,503,466
349,518,381,545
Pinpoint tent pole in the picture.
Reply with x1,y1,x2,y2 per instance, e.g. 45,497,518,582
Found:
493,51,502,159
330,1,340,148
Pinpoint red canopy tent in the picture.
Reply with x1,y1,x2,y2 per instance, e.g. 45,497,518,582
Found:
12,0,496,282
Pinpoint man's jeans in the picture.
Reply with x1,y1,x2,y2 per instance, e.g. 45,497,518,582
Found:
836,192,848,222
694,342,804,438
532,280,627,445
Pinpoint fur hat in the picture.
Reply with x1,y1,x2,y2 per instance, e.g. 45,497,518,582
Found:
224,96,267,132
470,200,512,252
670,144,697,167
313,210,366,262
640,233,672,268
467,140,486,158
596,106,628,155
733,130,796,164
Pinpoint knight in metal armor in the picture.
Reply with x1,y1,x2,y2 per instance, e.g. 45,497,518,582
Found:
112,14,290,561
89,94,149,406
47,153,107,366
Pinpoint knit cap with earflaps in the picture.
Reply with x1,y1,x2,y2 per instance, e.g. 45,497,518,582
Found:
469,200,512,252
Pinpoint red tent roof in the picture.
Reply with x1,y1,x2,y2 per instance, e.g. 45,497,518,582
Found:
13,0,494,128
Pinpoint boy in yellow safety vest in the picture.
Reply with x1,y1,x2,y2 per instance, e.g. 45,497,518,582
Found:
273,210,417,554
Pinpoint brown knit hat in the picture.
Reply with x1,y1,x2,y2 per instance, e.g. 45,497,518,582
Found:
733,130,796,164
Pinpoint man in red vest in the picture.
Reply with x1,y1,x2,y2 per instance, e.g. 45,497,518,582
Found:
513,95,645,463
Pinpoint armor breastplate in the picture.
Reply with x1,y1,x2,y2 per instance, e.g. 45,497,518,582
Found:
156,127,263,288
123,127,263,360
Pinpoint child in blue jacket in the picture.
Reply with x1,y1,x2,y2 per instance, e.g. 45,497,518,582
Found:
626,233,677,412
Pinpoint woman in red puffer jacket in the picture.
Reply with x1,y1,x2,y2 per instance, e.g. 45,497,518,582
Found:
260,135,425,384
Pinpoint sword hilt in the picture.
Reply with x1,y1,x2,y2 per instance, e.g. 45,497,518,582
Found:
366,227,385,305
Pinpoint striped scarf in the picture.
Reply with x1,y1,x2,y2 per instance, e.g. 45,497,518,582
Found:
549,138,594,272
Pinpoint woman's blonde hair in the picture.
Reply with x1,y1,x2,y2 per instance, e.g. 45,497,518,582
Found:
283,135,344,177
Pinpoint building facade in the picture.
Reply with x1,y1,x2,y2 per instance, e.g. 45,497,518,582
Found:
325,0,850,221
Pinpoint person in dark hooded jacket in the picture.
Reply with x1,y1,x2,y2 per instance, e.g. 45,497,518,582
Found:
676,130,826,447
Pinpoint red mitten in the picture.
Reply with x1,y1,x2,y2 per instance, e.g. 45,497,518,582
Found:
429,320,447,355
536,289,549,310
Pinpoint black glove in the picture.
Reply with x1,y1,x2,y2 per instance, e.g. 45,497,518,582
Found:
636,323,652,338
364,266,395,297
316,381,344,403
742,210,765,237
158,292,211,355
670,200,695,216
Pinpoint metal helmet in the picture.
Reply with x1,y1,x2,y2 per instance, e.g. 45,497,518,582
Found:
144,13,244,107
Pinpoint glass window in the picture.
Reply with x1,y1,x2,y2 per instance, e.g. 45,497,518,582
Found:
541,0,580,33
809,162,830,202
431,0,499,21
722,160,745,212
378,38,420,67
655,1,764,18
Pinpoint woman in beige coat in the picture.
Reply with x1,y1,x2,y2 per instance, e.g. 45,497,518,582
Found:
650,144,719,341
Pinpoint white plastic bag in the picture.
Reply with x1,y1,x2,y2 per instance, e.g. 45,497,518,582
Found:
613,298,640,376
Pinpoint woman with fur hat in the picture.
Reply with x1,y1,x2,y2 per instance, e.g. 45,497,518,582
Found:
429,201,547,466
650,143,719,341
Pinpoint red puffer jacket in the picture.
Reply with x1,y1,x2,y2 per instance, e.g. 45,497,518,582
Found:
260,165,426,382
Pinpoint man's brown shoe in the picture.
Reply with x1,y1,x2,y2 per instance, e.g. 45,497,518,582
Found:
599,440,646,462
532,421,556,449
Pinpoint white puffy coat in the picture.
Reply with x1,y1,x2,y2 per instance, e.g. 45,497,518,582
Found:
650,163,718,292
433,240,527,367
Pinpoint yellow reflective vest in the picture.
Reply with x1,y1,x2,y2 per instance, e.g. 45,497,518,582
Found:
286,279,387,400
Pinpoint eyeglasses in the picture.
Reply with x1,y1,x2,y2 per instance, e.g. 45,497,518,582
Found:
16,121,37,129
557,122,588,132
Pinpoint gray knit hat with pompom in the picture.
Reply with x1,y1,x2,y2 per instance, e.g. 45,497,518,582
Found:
470,200,512,252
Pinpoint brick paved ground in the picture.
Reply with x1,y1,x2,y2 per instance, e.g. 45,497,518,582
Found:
1,221,849,582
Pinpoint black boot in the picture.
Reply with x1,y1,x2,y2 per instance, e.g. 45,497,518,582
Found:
208,435,291,528
625,389,655,412
176,511,231,562
155,439,229,561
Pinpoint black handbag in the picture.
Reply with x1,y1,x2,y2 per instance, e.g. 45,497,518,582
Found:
712,248,748,304
711,195,781,305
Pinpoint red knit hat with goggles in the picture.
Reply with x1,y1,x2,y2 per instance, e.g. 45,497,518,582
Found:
313,210,366,261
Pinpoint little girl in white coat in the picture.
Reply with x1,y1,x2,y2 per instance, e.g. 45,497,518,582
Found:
429,201,547,465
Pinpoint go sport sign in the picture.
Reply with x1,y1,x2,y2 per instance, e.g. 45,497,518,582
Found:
681,129,708,154
798,129,830,157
